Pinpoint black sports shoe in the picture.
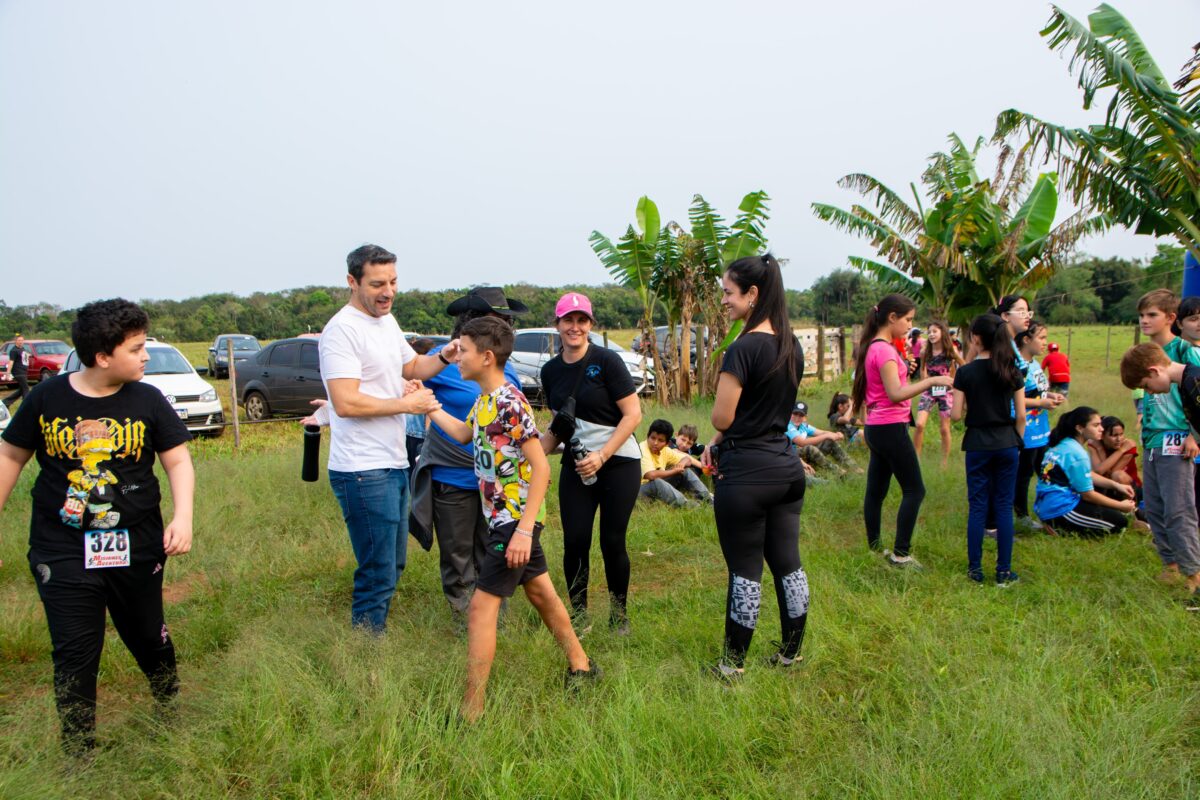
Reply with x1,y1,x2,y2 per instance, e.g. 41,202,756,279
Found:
967,568,984,584
705,661,745,684
764,640,804,668
996,570,1020,587
564,658,601,692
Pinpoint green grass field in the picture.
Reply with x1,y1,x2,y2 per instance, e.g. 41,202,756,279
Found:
2,325,1198,799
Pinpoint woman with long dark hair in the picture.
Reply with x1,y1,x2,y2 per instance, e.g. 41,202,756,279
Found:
540,292,642,635
1013,321,1065,530
950,314,1026,584
700,254,808,680
853,294,953,566
1035,406,1135,535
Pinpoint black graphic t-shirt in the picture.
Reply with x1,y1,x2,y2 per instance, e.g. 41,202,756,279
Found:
8,344,29,376
717,332,805,485
952,360,1023,452
541,346,636,427
1,375,191,562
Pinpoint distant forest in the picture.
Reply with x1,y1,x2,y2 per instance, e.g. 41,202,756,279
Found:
0,246,1184,343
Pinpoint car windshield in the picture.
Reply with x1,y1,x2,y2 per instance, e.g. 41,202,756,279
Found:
33,342,70,355
231,339,259,351
144,349,194,375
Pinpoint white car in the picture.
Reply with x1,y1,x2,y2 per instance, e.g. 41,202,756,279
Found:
62,341,225,437
510,329,654,395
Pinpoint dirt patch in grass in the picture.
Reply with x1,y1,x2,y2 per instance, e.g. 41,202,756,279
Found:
164,572,211,605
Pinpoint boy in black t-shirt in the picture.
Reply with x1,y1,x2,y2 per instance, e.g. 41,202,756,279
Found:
0,299,195,756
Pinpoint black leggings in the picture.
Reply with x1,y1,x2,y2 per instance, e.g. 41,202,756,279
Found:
1047,500,1128,536
558,456,640,618
1014,445,1047,518
863,423,925,556
714,478,808,668
29,553,178,754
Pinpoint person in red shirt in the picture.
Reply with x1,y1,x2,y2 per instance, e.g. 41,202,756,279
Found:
1042,342,1071,397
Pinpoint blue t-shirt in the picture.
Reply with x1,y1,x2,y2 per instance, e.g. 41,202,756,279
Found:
1023,359,1051,449
1034,438,1093,521
787,420,817,451
424,345,521,491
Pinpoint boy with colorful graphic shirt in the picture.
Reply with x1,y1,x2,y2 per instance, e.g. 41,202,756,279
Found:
1121,340,1200,597
1131,290,1200,588
0,299,195,756
427,317,596,722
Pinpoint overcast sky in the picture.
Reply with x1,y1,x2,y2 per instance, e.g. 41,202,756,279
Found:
1,1,1197,308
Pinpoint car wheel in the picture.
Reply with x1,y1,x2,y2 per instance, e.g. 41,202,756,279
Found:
40,369,51,382
244,391,269,421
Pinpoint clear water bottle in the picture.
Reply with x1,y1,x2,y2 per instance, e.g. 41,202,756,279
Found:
570,437,597,486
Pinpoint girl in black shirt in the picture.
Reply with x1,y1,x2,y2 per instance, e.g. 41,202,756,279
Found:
701,254,808,680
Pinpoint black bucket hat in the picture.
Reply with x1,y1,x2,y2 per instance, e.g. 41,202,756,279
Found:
446,286,530,317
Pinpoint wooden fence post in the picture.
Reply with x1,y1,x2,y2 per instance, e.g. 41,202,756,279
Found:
838,327,848,374
1134,325,1142,345
227,339,241,449
817,324,826,382
1067,328,1073,358
1105,326,1111,368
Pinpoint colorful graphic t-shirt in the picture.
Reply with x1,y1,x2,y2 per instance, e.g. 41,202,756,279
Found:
1142,336,1200,449
0,375,191,563
1023,359,1051,449
467,383,544,528
1034,437,1093,521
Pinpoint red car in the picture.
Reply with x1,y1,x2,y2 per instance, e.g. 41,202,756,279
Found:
0,338,70,384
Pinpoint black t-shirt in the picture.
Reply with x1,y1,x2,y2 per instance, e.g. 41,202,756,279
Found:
952,360,1023,451
8,344,29,376
716,332,805,484
541,346,636,427
1,375,192,563
1180,364,1200,434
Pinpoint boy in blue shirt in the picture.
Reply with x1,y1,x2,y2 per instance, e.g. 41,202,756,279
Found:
787,402,859,476
427,316,597,722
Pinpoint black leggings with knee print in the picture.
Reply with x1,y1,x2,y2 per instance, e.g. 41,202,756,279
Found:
714,477,809,668
863,422,925,556
558,456,640,621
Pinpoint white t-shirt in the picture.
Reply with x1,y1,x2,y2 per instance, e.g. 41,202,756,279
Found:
319,304,417,472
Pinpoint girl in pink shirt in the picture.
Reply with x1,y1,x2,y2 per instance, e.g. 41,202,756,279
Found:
852,294,953,566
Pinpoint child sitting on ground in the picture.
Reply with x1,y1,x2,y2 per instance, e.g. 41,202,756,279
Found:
672,423,707,479
827,393,861,443
639,419,712,506
426,316,597,722
787,402,860,476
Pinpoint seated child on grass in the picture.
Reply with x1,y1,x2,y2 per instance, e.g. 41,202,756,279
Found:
788,402,860,476
639,419,712,506
426,317,598,722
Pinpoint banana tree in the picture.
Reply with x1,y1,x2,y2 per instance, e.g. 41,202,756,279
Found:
813,134,1106,326
995,4,1200,262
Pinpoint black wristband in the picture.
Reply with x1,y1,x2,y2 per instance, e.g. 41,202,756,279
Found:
438,352,450,365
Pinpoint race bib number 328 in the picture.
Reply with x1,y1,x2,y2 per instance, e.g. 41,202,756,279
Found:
85,529,131,569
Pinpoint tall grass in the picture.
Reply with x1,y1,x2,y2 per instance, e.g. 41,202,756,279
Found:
1,325,1197,799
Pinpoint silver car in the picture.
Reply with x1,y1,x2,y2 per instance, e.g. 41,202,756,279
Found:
510,329,654,396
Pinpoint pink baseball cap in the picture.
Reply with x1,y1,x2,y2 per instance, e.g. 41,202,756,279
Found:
555,292,595,321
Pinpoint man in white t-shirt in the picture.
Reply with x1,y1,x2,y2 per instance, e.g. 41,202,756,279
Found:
319,244,458,632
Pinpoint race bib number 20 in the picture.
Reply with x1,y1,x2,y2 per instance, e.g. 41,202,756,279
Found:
85,529,131,569
1162,431,1187,457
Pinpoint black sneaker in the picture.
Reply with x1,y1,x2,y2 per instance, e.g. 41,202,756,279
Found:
967,568,984,584
705,661,745,684
764,641,804,668
564,658,601,692
996,570,1020,587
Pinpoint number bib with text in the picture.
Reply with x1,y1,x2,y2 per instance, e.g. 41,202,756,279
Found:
1162,431,1187,457
84,529,131,569
930,385,948,397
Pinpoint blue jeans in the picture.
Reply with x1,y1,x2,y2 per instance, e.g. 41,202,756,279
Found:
965,448,1019,575
329,468,410,631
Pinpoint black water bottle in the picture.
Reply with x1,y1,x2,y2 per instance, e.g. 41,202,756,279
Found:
570,437,597,486
301,424,321,482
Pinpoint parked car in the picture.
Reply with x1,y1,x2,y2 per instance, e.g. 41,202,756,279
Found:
631,325,709,369
207,334,261,378
235,337,325,420
509,329,653,396
0,338,70,384
62,342,225,437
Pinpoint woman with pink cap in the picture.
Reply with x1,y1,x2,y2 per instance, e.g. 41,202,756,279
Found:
540,291,643,635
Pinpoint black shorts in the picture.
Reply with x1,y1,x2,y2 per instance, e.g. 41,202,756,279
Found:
475,520,548,598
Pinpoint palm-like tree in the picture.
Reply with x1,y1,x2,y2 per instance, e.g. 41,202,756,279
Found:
995,4,1200,261
813,134,1106,324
